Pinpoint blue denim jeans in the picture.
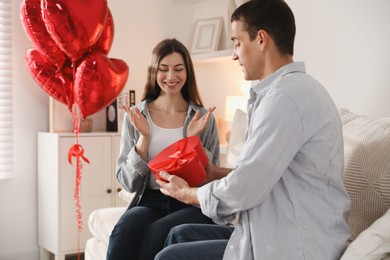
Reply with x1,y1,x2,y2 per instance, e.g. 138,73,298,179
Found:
155,223,234,260
106,189,213,260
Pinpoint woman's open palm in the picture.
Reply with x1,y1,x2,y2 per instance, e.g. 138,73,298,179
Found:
122,106,150,138
187,106,216,137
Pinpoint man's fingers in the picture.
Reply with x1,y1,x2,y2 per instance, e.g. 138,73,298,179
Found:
157,174,172,196
159,187,171,196
159,171,172,181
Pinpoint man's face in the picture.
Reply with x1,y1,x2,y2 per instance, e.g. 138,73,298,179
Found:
231,20,263,80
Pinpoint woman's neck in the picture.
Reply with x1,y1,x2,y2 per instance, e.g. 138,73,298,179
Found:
151,94,188,114
148,94,189,128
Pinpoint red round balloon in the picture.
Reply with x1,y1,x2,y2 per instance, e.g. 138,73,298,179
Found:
41,0,108,62
94,9,114,55
20,0,66,67
74,51,129,118
25,48,74,109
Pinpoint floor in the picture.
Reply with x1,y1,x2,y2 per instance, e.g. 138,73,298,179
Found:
66,254,85,260
46,253,84,260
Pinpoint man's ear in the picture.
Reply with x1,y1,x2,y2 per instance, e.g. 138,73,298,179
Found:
258,30,268,48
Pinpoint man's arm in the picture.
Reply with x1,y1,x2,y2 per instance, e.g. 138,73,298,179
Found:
201,163,232,184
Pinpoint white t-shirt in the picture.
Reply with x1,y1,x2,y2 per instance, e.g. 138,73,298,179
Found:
147,118,183,189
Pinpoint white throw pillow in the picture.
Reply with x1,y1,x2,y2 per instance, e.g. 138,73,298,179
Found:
226,109,247,168
339,108,390,241
341,208,390,260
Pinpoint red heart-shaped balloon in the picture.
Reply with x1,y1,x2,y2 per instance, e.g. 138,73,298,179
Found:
74,51,129,118
20,0,66,67
94,8,114,55
41,0,108,62
25,48,74,109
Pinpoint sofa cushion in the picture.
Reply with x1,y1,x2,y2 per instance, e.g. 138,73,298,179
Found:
87,207,126,245
118,189,134,204
341,208,390,260
339,108,390,241
85,237,108,260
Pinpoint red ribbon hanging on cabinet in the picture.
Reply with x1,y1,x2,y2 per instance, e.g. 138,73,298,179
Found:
67,108,90,235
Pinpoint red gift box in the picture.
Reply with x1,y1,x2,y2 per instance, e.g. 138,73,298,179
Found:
148,136,208,187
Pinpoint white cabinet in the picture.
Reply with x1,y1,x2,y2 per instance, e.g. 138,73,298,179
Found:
38,132,126,260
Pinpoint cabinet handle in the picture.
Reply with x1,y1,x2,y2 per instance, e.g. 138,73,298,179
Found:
107,189,112,194
117,188,122,193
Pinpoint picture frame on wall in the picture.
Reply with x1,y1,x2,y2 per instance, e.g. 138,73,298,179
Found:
190,17,223,54
129,90,135,106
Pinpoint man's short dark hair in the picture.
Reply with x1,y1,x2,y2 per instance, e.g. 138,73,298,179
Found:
231,0,296,56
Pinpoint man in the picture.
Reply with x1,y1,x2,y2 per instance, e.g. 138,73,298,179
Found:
155,0,351,259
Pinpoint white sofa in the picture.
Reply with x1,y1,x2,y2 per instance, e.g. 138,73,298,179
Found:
85,108,390,260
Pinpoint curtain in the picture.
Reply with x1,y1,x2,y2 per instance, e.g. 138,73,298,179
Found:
0,0,13,181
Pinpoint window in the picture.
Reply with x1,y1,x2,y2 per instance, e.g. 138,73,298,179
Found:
0,0,13,182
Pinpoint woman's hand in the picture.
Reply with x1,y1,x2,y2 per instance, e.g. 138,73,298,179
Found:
122,105,150,138
122,105,150,160
187,106,216,137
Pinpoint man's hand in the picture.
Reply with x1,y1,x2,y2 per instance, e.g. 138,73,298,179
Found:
156,171,200,207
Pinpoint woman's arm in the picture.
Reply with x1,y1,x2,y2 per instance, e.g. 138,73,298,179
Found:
121,106,150,161
116,108,150,193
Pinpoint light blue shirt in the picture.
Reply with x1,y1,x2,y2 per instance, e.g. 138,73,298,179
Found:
198,62,351,260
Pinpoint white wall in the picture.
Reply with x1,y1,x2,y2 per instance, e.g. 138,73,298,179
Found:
194,0,390,120
1,0,390,259
288,0,390,117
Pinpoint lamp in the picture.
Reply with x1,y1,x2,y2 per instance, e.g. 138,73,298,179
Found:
225,95,248,121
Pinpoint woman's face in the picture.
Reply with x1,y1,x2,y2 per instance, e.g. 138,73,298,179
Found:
156,52,187,96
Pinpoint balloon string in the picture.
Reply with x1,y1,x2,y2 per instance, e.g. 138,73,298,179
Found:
71,99,83,231
73,62,81,260
68,101,90,260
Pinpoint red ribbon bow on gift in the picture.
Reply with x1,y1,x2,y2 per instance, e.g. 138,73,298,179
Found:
152,138,199,172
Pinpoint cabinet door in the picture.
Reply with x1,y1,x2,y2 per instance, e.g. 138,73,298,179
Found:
60,136,112,252
113,135,128,207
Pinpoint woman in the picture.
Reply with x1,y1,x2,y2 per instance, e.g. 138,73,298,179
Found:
106,38,220,260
